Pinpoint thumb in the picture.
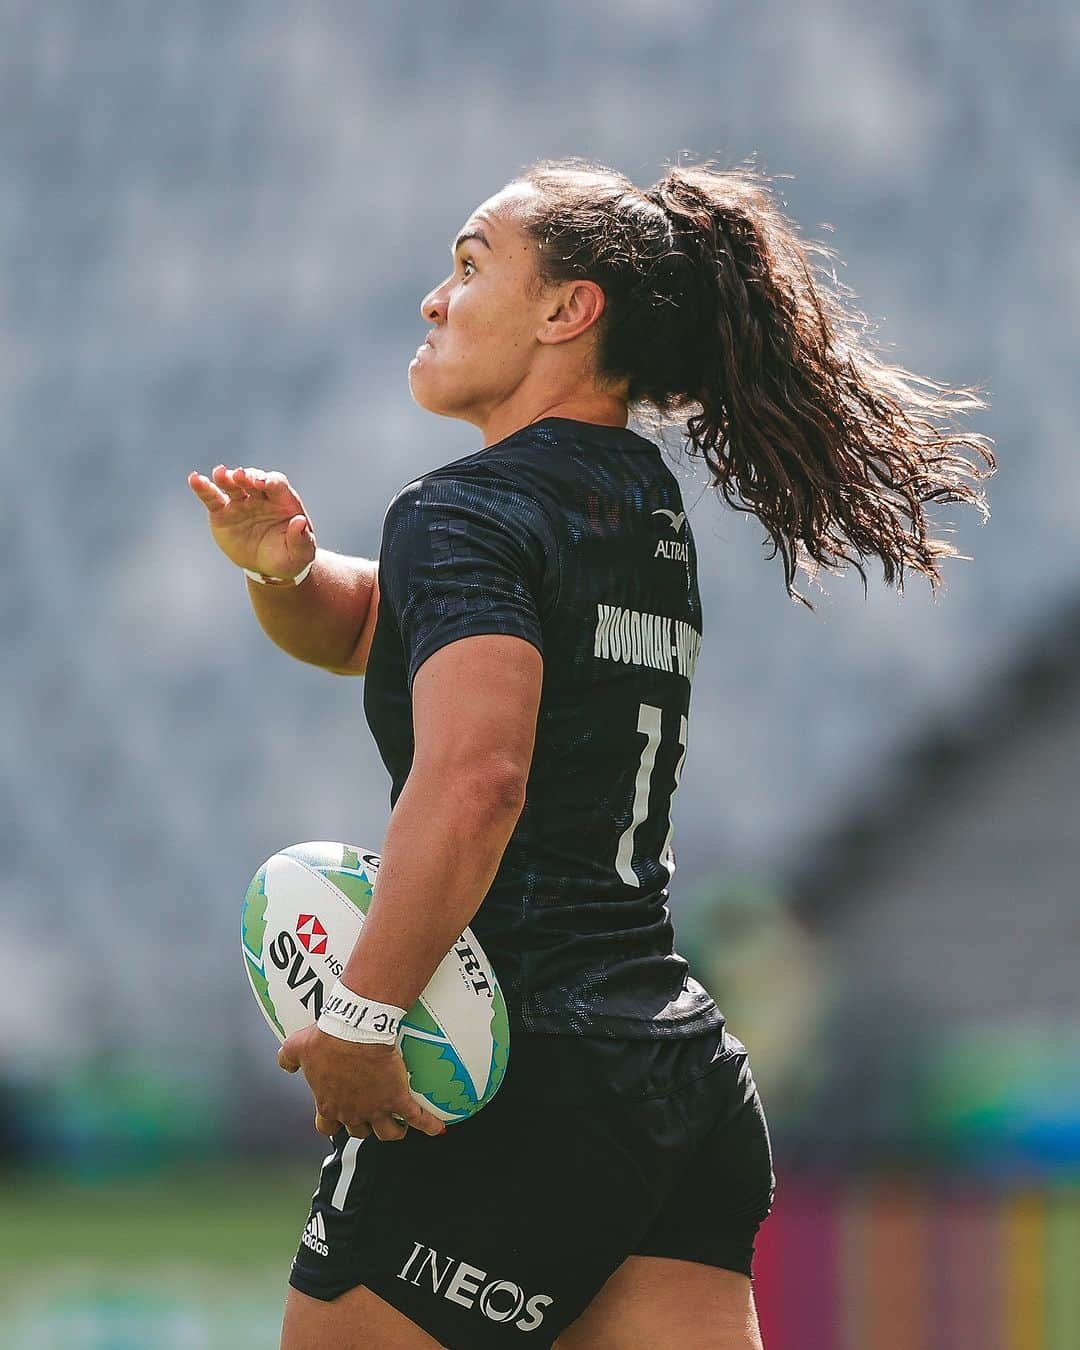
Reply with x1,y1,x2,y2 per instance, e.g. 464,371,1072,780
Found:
278,1030,305,1073
287,514,315,549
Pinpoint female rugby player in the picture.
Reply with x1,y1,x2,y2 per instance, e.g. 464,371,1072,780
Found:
189,160,993,1349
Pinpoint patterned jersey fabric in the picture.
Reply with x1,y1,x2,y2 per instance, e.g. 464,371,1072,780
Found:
363,417,724,1039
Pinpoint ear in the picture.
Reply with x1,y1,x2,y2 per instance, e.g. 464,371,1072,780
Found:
536,280,606,347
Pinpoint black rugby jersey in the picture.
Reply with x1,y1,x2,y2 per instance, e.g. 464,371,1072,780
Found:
363,417,724,1040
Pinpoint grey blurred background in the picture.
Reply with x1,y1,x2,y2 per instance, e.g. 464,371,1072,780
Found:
2,3,1077,1347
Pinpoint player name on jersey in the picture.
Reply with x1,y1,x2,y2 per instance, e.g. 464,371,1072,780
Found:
593,603,701,680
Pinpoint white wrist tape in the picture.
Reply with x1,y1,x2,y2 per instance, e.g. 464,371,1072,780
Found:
243,556,315,587
316,981,407,1045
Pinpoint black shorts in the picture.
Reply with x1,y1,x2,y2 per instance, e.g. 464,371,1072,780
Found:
289,1027,776,1349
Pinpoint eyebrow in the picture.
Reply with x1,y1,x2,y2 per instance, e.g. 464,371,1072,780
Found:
452,227,493,254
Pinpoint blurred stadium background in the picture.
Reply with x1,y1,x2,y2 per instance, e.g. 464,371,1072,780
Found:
3,2,1077,1346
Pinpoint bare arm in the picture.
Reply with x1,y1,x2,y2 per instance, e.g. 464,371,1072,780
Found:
341,631,542,1007
245,551,379,675
276,633,542,1141
188,463,380,675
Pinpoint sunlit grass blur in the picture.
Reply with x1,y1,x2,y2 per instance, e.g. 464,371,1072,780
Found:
3,1167,312,1349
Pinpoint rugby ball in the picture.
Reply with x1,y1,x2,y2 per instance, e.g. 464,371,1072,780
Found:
241,841,509,1123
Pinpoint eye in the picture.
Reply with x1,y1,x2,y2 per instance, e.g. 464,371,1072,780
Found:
460,256,477,279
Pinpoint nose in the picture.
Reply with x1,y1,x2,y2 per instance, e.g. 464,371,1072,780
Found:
420,279,449,326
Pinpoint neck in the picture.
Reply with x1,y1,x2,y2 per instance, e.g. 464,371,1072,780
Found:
480,389,629,448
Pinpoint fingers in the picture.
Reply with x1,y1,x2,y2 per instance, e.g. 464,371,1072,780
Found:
319,1109,444,1144
234,466,272,499
400,1099,449,1139
209,463,250,501
189,465,305,525
370,1113,409,1143
187,471,229,511
342,1112,428,1143
278,1028,308,1073
209,463,279,502
240,466,302,509
261,470,300,502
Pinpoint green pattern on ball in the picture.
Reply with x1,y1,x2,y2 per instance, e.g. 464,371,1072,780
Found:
341,845,365,872
240,870,269,961
402,1001,441,1036
245,952,285,1039
322,868,374,915
240,869,286,1038
404,1037,478,1117
481,986,511,1109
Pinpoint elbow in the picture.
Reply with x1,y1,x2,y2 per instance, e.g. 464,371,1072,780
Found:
436,756,529,821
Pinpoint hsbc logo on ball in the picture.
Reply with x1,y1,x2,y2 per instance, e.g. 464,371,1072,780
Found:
296,914,328,955
266,914,348,1019
276,914,345,982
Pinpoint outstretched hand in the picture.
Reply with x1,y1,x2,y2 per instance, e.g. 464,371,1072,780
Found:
187,464,317,580
278,1025,448,1142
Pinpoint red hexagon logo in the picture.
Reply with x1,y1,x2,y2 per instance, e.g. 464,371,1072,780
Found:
296,914,328,955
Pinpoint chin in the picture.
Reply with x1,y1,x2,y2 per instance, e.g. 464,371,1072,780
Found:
408,364,447,416
408,364,477,424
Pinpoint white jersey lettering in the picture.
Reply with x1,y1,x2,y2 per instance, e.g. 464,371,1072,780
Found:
593,604,698,680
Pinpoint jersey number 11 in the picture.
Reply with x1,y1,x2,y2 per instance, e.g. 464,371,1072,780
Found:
614,703,688,888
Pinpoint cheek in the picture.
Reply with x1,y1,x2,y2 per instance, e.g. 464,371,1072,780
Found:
454,279,533,350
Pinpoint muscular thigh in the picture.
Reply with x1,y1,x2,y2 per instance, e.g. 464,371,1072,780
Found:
282,1259,763,1350
555,1256,764,1350
282,1285,444,1350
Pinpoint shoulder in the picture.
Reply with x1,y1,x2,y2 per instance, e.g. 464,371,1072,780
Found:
383,438,561,544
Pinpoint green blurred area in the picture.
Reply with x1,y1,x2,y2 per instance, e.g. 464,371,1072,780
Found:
1,1168,312,1350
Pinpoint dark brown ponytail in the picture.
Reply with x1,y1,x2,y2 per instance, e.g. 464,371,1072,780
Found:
517,158,995,603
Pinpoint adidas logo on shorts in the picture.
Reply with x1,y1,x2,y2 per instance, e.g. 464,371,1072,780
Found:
302,1211,329,1257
